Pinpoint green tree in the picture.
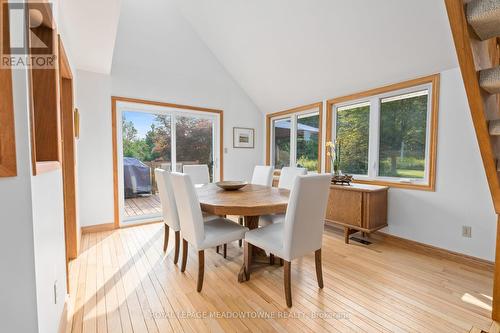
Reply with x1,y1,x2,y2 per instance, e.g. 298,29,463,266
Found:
296,115,319,171
336,105,370,174
379,94,427,177
122,117,156,162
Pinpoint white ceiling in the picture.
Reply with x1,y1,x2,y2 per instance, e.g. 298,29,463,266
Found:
173,0,458,113
111,0,232,83
58,0,121,73
64,0,459,113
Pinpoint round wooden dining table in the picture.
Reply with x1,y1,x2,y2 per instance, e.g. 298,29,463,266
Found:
197,183,290,282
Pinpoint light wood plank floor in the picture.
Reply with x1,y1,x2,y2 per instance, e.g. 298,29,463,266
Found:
67,223,494,333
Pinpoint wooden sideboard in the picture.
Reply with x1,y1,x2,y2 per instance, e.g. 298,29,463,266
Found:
325,183,389,244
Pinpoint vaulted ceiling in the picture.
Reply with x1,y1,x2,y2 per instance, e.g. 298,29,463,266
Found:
58,0,122,73
174,0,458,113
64,0,459,113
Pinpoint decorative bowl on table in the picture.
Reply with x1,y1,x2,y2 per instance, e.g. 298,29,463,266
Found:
215,181,248,191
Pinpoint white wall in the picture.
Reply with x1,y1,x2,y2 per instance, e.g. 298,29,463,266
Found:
112,68,263,181
75,0,263,228
76,71,114,227
293,68,495,261
0,2,74,332
76,66,263,227
0,54,39,333
263,68,496,261
31,170,67,333
382,68,497,261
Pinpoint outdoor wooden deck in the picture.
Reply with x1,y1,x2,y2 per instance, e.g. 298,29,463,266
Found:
125,194,162,217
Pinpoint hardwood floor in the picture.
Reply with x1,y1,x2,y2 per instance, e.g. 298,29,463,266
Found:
67,223,494,333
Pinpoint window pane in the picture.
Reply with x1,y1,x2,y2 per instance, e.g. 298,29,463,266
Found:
273,118,291,169
296,113,319,171
335,102,370,175
122,111,171,220
378,90,428,179
175,116,214,180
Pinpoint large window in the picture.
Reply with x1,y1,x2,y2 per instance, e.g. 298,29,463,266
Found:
267,103,322,172
327,75,439,190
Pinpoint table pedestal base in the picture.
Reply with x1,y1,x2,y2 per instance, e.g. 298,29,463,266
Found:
238,215,281,282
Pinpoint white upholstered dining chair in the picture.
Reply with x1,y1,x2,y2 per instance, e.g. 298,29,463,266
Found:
251,165,274,186
183,164,210,185
155,168,181,263
170,172,249,292
243,174,331,307
155,168,223,264
259,166,307,226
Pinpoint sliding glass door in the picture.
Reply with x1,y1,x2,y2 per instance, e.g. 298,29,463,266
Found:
116,101,221,225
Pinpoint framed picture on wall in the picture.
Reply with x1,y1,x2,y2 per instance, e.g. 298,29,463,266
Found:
233,127,255,148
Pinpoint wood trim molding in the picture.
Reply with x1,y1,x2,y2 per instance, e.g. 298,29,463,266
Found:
371,231,494,272
111,96,224,228
111,98,119,229
0,0,17,177
58,36,78,263
81,222,115,234
328,224,494,271
265,102,323,172
325,74,440,191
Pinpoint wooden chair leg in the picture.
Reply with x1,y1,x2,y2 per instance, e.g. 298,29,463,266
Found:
173,231,180,264
244,241,252,281
239,217,243,247
181,239,188,272
223,244,227,258
270,253,275,265
315,249,324,289
284,260,292,307
216,245,220,254
197,250,205,292
163,224,169,252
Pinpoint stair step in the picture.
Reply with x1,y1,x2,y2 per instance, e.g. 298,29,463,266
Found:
480,66,500,93
489,119,500,135
466,0,500,40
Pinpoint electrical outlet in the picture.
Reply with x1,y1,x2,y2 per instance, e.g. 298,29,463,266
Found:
53,280,58,304
462,226,472,238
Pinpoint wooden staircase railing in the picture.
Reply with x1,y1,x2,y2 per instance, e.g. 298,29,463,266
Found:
444,0,500,213
444,0,500,321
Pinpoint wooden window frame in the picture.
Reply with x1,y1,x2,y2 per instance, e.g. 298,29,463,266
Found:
326,74,440,191
0,0,17,177
111,96,224,228
266,102,323,173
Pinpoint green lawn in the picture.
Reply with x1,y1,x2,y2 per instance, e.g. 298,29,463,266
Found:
396,169,424,178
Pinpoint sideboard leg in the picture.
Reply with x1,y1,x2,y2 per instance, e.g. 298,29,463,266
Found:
344,227,350,244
